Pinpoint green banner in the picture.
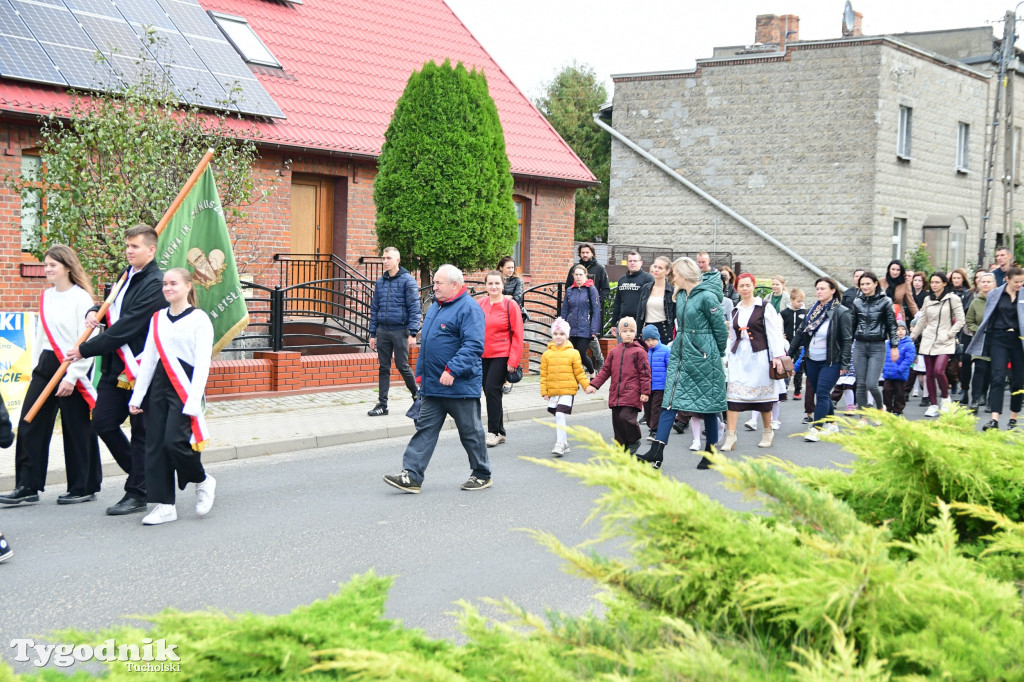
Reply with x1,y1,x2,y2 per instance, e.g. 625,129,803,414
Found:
156,166,249,355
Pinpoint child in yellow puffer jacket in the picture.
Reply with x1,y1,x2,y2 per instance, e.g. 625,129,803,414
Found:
541,317,593,457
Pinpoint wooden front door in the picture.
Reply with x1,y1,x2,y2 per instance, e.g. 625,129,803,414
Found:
290,176,335,312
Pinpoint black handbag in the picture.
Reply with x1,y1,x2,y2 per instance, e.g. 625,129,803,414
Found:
506,366,523,384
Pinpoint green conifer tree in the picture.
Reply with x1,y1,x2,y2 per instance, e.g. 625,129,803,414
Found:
374,60,518,282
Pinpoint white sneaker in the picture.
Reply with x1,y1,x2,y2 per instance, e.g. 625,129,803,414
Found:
195,474,216,517
911,389,919,397
824,422,840,434
689,440,701,451
142,503,177,525
486,433,500,447
924,404,940,418
940,398,953,412
804,429,820,442
743,417,757,431
770,420,781,430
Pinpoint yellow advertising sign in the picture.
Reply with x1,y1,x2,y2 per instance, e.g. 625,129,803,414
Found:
0,312,35,424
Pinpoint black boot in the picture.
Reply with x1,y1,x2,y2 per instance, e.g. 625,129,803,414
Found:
637,441,665,469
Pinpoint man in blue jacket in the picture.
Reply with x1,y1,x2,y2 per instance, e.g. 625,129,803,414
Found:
383,265,491,494
368,247,421,416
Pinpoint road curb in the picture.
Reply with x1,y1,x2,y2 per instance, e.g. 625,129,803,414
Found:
0,399,608,490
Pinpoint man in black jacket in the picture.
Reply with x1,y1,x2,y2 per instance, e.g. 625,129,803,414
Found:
610,251,653,336
841,269,864,309
367,246,421,416
68,225,166,516
563,243,610,370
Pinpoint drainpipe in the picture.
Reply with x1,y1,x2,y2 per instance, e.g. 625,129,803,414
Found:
593,114,845,290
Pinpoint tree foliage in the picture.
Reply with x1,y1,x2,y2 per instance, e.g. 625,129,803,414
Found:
7,37,274,286
535,63,610,243
374,60,518,282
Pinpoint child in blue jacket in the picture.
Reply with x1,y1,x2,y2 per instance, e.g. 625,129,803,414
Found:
882,321,916,416
641,325,670,438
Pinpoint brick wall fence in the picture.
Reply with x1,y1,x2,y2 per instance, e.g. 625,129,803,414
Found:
206,343,532,400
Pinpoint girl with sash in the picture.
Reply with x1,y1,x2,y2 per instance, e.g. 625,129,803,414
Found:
129,268,215,525
0,245,101,507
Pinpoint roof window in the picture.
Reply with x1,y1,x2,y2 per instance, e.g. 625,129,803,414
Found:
210,12,281,68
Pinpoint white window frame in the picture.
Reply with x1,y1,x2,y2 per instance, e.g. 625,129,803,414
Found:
956,122,969,173
892,217,905,261
897,105,912,160
209,12,281,68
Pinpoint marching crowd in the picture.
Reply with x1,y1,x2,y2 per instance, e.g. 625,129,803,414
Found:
2,237,1022,560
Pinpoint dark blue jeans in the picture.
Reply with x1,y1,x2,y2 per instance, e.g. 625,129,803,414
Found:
804,357,841,425
401,396,491,485
656,408,719,450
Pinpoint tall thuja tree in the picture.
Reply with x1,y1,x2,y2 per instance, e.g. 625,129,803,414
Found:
374,59,517,282
535,62,609,243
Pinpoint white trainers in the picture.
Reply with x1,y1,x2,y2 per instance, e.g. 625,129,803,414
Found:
940,398,953,413
195,474,216,517
486,433,499,447
770,420,781,430
823,422,840,434
911,388,919,397
743,417,757,431
689,440,701,451
142,504,177,525
804,429,821,442
924,404,940,417
551,442,569,457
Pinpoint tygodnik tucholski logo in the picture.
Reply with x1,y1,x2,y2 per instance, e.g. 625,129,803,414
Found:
11,637,181,671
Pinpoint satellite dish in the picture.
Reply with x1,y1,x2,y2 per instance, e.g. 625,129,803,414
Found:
843,1,856,33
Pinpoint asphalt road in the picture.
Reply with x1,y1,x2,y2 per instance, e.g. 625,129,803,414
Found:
1,401,856,674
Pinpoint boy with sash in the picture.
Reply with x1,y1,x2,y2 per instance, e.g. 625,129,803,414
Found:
68,225,166,516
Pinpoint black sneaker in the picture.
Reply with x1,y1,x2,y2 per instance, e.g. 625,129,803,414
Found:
672,421,687,434
367,403,388,417
1009,419,1018,430
638,414,647,425
983,419,1000,431
919,397,930,407
0,533,11,563
383,470,420,493
57,492,96,505
460,476,492,491
0,487,39,506
802,415,813,424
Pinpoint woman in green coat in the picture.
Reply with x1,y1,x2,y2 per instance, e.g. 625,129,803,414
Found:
638,257,728,470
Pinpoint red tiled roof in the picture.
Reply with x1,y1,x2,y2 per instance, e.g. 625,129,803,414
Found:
0,0,596,186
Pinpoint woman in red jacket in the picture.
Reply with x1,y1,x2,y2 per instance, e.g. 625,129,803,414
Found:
480,270,524,447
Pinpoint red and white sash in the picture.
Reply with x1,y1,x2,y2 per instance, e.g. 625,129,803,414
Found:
151,311,209,452
39,290,97,410
105,290,141,390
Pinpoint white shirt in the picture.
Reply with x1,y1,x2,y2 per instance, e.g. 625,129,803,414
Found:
34,285,96,384
129,308,214,416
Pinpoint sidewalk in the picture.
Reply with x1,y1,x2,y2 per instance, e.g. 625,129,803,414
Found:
0,376,608,490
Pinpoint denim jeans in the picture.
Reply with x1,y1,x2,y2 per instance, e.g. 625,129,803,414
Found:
656,408,719,451
376,327,417,407
804,358,841,425
853,340,885,410
401,396,491,485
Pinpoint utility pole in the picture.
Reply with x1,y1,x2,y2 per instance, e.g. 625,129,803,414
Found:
981,11,1015,268
1005,11,1017,262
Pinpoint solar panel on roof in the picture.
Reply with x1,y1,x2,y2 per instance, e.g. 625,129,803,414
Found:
0,0,283,118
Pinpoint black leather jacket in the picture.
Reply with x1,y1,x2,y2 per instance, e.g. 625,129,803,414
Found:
635,280,675,331
851,292,898,346
788,302,853,370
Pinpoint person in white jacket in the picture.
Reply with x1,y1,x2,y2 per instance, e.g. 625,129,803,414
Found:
129,268,215,525
0,245,100,507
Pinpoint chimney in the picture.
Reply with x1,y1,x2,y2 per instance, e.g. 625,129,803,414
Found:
842,10,864,37
754,14,800,50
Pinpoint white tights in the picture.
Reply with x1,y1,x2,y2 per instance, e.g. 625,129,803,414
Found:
555,412,567,443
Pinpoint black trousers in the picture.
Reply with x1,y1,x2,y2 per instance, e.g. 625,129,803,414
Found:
144,366,206,504
375,327,417,406
643,389,664,431
987,331,1024,415
882,379,907,415
570,336,594,373
481,356,508,435
611,406,641,446
15,351,101,495
92,379,147,501
971,358,991,403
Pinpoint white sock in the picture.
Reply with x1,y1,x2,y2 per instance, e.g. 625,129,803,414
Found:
555,413,567,443
691,417,702,447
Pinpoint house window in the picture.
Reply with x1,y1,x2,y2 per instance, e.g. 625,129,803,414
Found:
956,122,969,173
922,216,968,270
897,106,912,159
892,217,905,260
20,155,42,252
210,12,281,68
512,196,530,272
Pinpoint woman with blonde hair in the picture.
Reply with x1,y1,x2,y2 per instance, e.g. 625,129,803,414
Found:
635,255,675,343
0,245,101,507
638,257,728,470
768,276,790,313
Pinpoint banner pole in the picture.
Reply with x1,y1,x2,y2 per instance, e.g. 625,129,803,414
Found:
24,148,216,423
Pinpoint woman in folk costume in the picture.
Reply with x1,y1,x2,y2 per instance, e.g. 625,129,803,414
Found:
721,273,789,451
0,245,101,507
129,268,215,526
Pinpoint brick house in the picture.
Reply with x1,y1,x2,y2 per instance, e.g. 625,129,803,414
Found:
0,0,595,307
606,11,1021,291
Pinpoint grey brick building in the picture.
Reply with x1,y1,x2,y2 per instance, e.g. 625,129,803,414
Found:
606,13,1020,291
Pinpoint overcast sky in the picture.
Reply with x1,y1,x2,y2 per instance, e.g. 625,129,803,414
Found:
444,1,1020,101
